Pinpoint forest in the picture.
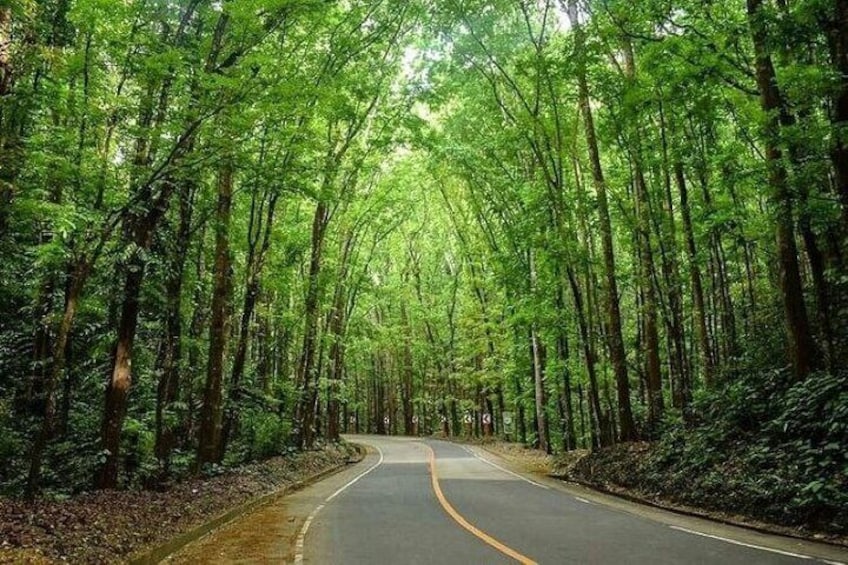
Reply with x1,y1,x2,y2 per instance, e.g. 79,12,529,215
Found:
0,0,846,534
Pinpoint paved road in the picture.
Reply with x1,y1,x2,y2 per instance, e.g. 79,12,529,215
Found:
299,435,847,565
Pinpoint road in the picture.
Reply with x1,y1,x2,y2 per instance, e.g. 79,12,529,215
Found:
171,435,848,564
302,436,847,565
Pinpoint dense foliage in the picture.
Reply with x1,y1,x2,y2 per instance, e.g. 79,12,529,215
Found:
0,0,846,527
567,370,848,533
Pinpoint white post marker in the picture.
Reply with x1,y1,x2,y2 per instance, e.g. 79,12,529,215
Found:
503,412,514,437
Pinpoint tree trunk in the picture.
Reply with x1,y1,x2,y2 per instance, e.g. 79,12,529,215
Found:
197,161,234,468
327,278,349,442
97,247,146,489
97,161,179,489
675,161,713,387
0,5,18,236
530,326,550,453
400,302,415,436
823,0,848,229
221,190,278,453
620,38,663,436
154,180,194,473
566,268,603,448
746,0,817,379
554,276,576,451
185,225,208,446
657,101,689,411
0,7,11,98
566,0,636,442
26,265,86,497
294,201,330,449
634,166,664,434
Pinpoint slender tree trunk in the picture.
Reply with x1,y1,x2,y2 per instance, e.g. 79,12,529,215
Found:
530,326,550,453
657,102,689,411
197,161,234,468
511,341,528,444
0,7,11,98
28,276,54,415
400,302,415,436
554,277,576,450
255,299,272,393
294,201,329,448
327,275,349,442
675,161,713,387
185,225,208,446
0,5,19,237
634,167,664,434
747,0,817,379
566,268,603,448
576,382,587,449
154,180,194,473
374,351,386,434
566,0,636,442
97,164,180,489
556,325,576,451
26,266,86,497
221,190,278,453
620,39,663,435
823,0,848,229
527,251,550,453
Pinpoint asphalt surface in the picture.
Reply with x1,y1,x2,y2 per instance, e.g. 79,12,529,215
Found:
300,435,848,565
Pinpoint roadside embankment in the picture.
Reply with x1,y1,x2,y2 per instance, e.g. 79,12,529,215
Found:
0,443,360,564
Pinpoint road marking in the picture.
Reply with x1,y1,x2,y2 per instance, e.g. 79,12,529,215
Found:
461,446,550,490
427,444,538,565
575,497,594,505
325,448,384,502
293,446,385,565
293,504,324,565
669,526,842,563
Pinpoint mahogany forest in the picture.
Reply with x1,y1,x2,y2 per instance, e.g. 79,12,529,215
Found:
1,0,847,538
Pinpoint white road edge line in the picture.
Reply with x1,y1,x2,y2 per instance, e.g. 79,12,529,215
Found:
462,446,550,490
669,525,843,564
575,497,594,505
293,446,385,565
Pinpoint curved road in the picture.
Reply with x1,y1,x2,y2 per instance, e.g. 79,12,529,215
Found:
303,436,845,565
171,435,848,564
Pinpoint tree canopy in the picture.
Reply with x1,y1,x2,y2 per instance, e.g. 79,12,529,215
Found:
1,0,846,517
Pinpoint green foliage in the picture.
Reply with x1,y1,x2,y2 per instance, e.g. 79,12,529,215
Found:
0,400,27,496
641,371,848,531
0,0,846,543
238,412,292,462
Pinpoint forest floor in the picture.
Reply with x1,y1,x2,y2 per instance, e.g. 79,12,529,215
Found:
458,437,848,548
0,443,357,564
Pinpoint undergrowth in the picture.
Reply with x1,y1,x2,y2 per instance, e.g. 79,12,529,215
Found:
569,370,848,534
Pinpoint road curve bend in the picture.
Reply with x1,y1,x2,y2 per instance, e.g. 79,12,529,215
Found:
298,435,847,565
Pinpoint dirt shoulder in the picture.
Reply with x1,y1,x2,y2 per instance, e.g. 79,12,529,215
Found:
456,438,848,549
166,444,376,565
0,444,357,564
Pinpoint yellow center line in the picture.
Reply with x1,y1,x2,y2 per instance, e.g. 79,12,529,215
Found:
425,444,539,565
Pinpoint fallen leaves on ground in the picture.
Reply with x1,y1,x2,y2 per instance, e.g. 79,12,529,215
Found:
0,445,353,564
